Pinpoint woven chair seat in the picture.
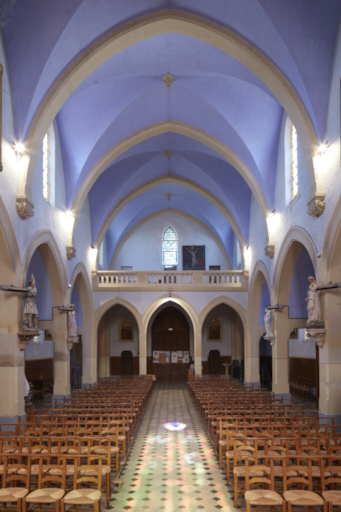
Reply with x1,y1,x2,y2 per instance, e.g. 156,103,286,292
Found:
219,440,226,446
322,491,341,505
63,489,101,504
93,446,119,454
26,489,65,503
48,465,75,476
283,490,324,506
233,466,264,477
80,465,111,475
17,465,48,476
0,465,18,475
0,488,29,501
245,489,283,506
264,467,297,477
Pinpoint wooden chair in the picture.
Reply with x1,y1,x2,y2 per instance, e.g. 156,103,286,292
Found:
22,458,66,512
0,456,31,512
321,457,341,512
283,458,325,512
61,459,102,512
244,458,285,512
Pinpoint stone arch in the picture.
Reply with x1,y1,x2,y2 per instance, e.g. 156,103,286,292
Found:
271,226,318,394
245,260,272,383
19,11,320,223
22,229,69,395
0,198,24,416
75,123,267,255
141,294,199,374
69,263,95,384
93,297,142,378
108,209,232,271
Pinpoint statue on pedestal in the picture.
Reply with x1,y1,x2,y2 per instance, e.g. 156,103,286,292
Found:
264,308,275,346
67,304,79,350
305,276,323,327
23,274,39,331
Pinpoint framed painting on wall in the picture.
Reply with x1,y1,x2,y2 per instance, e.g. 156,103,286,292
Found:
182,245,205,270
207,318,222,342
119,320,134,342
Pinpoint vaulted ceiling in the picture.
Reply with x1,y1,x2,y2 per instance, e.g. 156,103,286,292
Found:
3,0,340,267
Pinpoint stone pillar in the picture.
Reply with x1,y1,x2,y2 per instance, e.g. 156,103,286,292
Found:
53,311,70,396
139,331,147,375
0,293,25,418
97,313,110,378
244,325,262,384
319,295,341,415
194,330,202,376
231,311,244,364
272,312,290,394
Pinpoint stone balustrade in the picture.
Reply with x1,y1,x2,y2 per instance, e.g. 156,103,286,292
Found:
92,270,248,291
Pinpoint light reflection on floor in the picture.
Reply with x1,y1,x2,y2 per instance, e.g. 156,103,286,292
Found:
105,382,235,512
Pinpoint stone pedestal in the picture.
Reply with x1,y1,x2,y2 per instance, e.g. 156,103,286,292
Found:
222,363,231,378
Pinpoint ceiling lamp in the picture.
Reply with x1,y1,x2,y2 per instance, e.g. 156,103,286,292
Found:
163,74,174,89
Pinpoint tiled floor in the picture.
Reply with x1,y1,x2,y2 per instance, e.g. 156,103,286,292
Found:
106,382,235,512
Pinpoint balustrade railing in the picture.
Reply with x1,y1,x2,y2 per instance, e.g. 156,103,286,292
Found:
92,270,248,291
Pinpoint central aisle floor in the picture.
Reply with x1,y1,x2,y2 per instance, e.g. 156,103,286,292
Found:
106,382,235,512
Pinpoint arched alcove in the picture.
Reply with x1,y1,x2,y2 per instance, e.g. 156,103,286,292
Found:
23,231,68,396
201,303,243,377
272,228,318,395
97,304,139,377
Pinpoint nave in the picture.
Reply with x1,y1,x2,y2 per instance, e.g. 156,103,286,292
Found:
113,382,231,512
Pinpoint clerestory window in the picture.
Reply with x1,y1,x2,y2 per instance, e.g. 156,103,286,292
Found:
291,123,298,200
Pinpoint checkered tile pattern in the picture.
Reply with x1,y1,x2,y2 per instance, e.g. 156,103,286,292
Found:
104,382,236,512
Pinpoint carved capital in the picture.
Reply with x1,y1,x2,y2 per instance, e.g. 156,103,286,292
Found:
16,197,34,219
91,271,97,281
307,194,325,217
306,326,326,348
67,335,79,350
17,332,39,351
264,243,274,258
66,246,76,260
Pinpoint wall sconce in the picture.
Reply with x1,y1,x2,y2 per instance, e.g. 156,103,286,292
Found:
244,245,251,268
12,142,25,155
64,210,74,233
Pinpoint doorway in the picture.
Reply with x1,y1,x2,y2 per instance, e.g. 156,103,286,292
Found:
121,351,133,375
209,350,221,374
152,306,190,382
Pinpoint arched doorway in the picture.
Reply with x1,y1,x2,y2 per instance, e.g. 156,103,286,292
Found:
209,350,221,374
151,306,190,382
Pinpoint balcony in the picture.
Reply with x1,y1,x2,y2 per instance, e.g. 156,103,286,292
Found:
92,270,248,292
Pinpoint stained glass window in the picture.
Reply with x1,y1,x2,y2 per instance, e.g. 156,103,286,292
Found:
291,123,298,199
43,132,50,202
162,227,178,266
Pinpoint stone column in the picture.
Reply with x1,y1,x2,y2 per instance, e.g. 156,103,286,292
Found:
139,330,147,375
194,330,202,376
231,310,244,364
53,310,70,396
97,313,110,378
0,293,25,418
319,294,341,415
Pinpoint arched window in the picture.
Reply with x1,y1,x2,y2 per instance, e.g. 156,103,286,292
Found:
162,227,178,266
42,123,55,205
291,123,298,200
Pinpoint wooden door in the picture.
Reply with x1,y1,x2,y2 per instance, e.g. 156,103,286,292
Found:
209,350,221,374
121,351,133,375
152,306,190,382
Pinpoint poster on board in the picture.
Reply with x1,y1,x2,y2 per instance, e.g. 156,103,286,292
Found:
153,351,159,363
171,351,178,363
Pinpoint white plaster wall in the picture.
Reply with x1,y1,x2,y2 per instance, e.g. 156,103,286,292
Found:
25,332,54,361
108,305,139,357
289,329,316,359
201,305,232,360
110,212,229,271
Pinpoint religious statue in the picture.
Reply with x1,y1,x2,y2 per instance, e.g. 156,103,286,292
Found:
23,274,39,331
68,304,78,339
264,308,273,340
305,276,321,325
